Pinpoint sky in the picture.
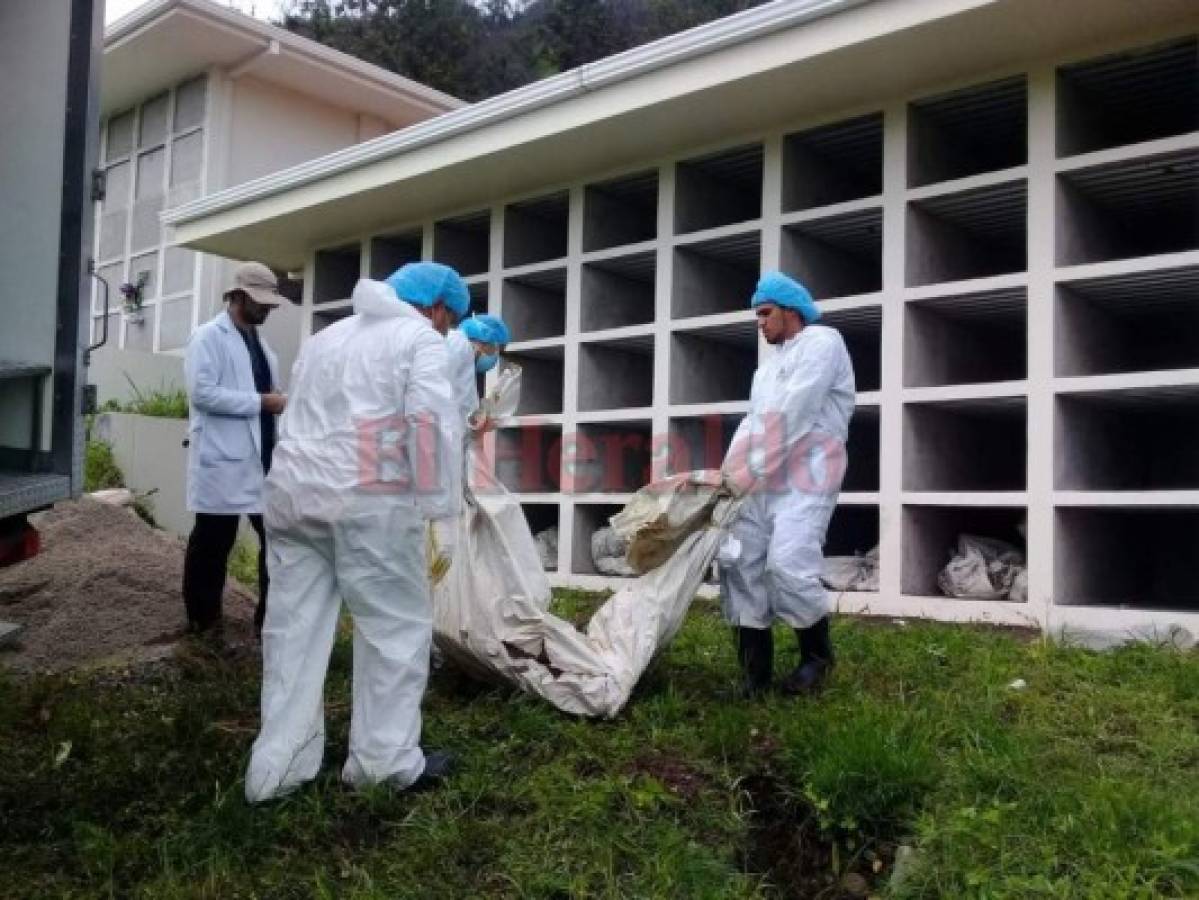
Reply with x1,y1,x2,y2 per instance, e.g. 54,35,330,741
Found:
104,0,282,25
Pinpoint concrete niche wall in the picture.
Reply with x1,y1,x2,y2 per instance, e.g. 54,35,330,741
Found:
578,336,654,412
319,31,1199,636
669,324,756,406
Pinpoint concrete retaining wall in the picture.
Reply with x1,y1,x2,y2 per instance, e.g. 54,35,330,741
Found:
94,412,191,536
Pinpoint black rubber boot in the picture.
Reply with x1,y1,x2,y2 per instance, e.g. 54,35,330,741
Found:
736,627,774,698
406,750,456,793
779,616,834,696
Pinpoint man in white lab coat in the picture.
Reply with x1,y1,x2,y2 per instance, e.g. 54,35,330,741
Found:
182,262,286,637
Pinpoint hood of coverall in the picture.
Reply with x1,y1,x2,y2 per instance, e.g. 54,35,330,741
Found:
352,278,429,322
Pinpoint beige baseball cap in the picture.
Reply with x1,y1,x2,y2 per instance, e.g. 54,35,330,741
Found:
229,261,283,307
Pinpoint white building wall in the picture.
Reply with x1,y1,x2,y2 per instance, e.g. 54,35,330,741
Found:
90,67,404,401
89,75,209,400
201,75,397,388
224,76,364,187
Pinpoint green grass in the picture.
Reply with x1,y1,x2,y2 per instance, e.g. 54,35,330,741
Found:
83,439,125,493
0,597,1195,899
100,378,189,419
123,387,189,419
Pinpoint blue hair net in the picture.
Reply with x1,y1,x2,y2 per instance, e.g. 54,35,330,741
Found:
750,271,821,324
473,314,511,346
460,313,511,346
459,316,490,343
385,262,470,318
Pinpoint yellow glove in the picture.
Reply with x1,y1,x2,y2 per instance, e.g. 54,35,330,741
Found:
426,520,456,586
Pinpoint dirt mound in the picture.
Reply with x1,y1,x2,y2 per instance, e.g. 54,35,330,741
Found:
0,499,255,673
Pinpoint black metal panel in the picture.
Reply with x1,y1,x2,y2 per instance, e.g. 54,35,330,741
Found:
51,0,101,495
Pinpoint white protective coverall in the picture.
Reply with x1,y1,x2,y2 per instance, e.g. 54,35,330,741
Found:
444,328,481,427
443,328,483,495
720,325,855,629
245,279,460,803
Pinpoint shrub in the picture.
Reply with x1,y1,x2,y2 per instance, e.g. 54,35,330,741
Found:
83,440,124,492
102,375,190,419
123,382,189,418
125,388,188,419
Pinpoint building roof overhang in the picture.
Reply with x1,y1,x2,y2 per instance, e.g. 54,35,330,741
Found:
164,0,1198,271
102,0,463,125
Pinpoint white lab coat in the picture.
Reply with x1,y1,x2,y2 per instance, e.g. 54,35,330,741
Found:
183,311,280,515
719,325,856,629
246,279,461,803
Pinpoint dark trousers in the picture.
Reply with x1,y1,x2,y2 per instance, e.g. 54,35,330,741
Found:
182,513,268,634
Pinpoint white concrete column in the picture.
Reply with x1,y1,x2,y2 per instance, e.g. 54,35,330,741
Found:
758,134,783,367
420,220,436,261
760,134,783,267
878,101,907,603
565,186,585,336
297,253,316,341
558,189,585,572
651,162,676,480
487,205,504,297
478,208,503,488
1026,67,1057,630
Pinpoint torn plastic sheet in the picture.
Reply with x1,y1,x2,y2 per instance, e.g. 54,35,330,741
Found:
432,470,735,718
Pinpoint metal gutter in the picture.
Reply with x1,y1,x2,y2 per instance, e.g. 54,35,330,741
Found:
104,0,175,42
163,0,874,228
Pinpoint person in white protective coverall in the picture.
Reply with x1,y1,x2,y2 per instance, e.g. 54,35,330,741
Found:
440,313,511,484
244,262,469,803
459,313,510,429
415,305,510,435
719,271,855,697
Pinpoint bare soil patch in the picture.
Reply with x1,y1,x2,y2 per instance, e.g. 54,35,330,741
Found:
0,499,255,673
739,772,896,899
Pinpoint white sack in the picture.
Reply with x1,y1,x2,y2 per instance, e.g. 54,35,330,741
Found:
479,364,522,421
1008,568,1028,604
611,471,724,573
822,546,879,592
938,534,1026,601
533,526,558,572
432,469,735,718
591,526,635,576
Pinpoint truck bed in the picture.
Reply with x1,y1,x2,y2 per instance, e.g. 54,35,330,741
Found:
0,471,71,519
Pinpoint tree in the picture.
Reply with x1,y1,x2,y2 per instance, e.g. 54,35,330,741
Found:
278,0,769,101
